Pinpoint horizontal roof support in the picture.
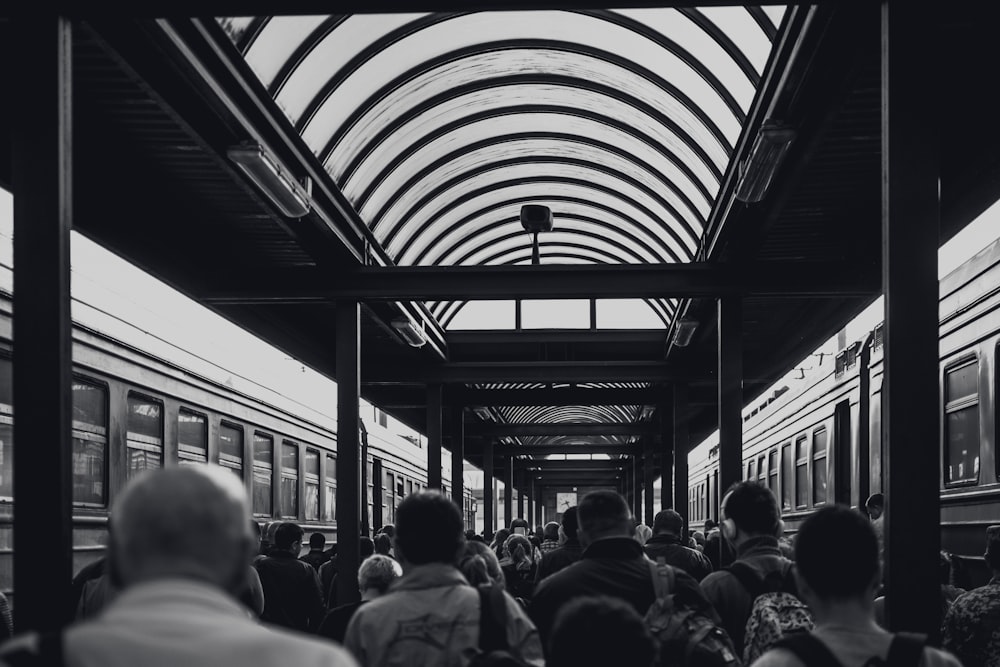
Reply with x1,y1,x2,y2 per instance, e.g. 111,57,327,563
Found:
364,361,679,384
529,471,622,483
202,261,880,304
457,386,658,407
472,422,651,436
448,330,667,346
497,444,642,456
516,459,624,472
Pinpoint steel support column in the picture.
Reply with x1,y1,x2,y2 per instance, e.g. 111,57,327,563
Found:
450,406,464,504
631,457,641,519
12,14,74,631
335,300,362,605
526,476,533,529
661,398,674,510
517,470,527,519
504,459,514,527
718,298,743,500
483,440,494,537
643,439,655,526
426,383,442,490
674,385,690,527
882,1,940,635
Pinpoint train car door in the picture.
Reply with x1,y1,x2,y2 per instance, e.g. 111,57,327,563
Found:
834,400,852,505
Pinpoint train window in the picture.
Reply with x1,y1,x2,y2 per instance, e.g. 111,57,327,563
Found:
324,455,336,523
126,394,163,481
945,358,980,486
72,380,107,506
781,443,792,510
795,435,808,508
407,479,413,496
218,422,244,478
304,448,320,521
177,410,208,465
747,459,755,482
768,449,778,495
757,455,766,485
252,433,273,516
397,477,405,497
812,428,828,505
280,441,299,518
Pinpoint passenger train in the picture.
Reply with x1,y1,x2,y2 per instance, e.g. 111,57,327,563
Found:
0,219,475,601
687,234,1000,587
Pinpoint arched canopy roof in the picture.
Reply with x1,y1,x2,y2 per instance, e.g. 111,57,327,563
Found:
220,7,785,329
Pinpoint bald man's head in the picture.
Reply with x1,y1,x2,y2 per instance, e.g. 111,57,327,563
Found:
110,465,253,593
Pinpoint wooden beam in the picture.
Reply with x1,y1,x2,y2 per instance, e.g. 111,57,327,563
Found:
203,261,880,304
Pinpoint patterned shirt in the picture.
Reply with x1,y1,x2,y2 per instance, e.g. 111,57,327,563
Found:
943,577,1000,667
539,539,560,554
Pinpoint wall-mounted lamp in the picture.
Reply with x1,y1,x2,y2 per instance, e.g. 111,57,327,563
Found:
638,405,656,421
734,122,797,203
228,142,312,218
521,204,554,265
671,318,699,347
471,406,493,420
391,317,427,348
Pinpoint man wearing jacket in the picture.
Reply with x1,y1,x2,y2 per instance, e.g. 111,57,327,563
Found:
254,522,326,632
700,481,792,656
345,491,543,667
530,490,716,644
644,509,714,581
535,506,584,584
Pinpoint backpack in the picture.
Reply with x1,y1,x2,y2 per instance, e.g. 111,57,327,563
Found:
644,560,742,667
727,560,814,664
469,585,531,667
773,631,926,667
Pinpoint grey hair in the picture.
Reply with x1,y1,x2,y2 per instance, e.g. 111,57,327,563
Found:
358,554,402,594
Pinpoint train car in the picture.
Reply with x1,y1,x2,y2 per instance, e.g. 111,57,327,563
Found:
0,243,474,604
687,236,1000,586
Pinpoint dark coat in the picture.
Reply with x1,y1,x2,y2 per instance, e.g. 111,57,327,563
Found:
529,537,717,642
644,533,714,582
254,550,326,632
300,548,330,572
534,538,584,584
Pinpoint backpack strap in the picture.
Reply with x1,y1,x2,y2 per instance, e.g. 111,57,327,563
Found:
773,632,843,667
726,561,765,599
647,560,676,601
886,632,926,667
478,585,510,653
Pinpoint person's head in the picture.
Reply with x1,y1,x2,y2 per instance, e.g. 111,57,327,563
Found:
548,596,656,667
543,521,560,542
308,532,325,551
704,519,718,531
509,518,529,534
691,530,706,547
865,493,885,520
560,506,579,542
652,509,684,537
794,505,880,611
379,524,395,538
465,529,477,542
394,491,465,567
459,540,505,588
577,490,632,547
374,532,392,556
984,526,1000,573
274,522,304,554
360,535,375,559
634,523,652,545
491,528,511,550
109,465,253,594
358,554,402,599
721,481,782,546
504,533,533,563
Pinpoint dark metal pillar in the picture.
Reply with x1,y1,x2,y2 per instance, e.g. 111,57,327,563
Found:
13,14,74,631
335,300,361,605
882,1,940,635
718,298,743,500
517,469,527,518
643,438,655,526
426,383,442,490
660,398,673,510
674,385,690,527
631,456,641,519
526,475,534,527
450,406,464,504
483,440,494,537
533,478,542,526
503,458,514,527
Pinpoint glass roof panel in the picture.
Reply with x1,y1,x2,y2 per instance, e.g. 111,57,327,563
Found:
522,299,590,329
220,6,785,328
446,300,516,330
596,299,667,329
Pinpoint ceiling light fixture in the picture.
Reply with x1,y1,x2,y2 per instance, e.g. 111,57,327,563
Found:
391,317,427,348
227,142,312,218
735,121,796,203
520,204,554,265
671,318,699,347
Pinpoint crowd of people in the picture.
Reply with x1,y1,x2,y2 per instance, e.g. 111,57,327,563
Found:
1,465,998,666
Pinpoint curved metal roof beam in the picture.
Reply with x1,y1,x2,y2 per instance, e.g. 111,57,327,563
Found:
378,165,702,262
338,72,728,194
357,120,713,235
